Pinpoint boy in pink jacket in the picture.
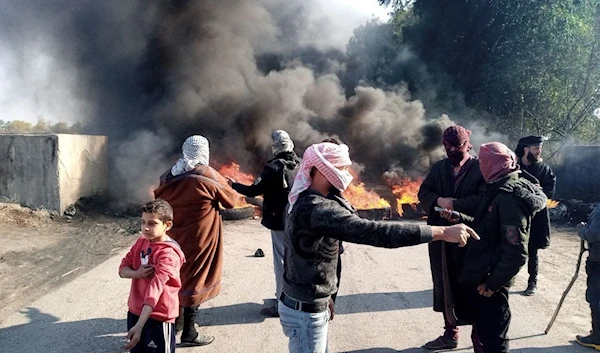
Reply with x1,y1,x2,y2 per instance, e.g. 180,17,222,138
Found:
119,199,186,353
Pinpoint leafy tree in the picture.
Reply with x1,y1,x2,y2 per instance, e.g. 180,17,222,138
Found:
33,117,50,132
379,0,600,145
0,119,84,134
378,0,414,11
50,122,72,133
6,120,33,133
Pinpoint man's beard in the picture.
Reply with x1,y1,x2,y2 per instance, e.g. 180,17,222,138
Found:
527,153,541,163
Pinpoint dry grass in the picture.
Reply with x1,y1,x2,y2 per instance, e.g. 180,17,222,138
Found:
0,203,57,227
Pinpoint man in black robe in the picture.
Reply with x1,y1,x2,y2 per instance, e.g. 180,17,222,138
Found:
515,135,556,295
418,125,486,351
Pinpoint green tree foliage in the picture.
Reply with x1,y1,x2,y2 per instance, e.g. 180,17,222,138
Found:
377,0,600,143
0,118,83,134
378,0,414,11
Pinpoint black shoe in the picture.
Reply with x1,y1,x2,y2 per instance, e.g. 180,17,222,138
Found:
181,306,204,343
524,282,537,296
422,336,458,350
260,304,279,317
576,333,600,350
179,333,215,347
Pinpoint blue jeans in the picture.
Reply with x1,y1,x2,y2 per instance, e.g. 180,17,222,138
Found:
278,301,330,353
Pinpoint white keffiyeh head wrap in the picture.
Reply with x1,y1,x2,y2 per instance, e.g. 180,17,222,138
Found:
171,135,210,176
287,142,353,213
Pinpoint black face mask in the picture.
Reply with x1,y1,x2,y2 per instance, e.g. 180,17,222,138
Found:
527,152,540,163
447,150,467,166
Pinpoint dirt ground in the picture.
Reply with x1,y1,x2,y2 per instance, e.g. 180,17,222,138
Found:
0,203,139,323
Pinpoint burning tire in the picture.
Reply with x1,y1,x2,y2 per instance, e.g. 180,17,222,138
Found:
357,207,392,221
245,197,263,208
548,203,567,221
221,205,255,221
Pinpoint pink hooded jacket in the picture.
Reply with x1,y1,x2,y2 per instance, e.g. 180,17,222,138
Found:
119,236,186,323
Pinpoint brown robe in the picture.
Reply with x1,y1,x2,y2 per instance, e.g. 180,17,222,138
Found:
154,165,239,307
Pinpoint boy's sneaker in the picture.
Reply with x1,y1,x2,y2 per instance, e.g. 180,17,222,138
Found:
576,333,600,350
422,335,459,350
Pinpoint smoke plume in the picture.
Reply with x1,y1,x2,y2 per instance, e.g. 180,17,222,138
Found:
0,0,504,203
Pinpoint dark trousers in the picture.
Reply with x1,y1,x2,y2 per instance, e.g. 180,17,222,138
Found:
527,245,539,284
587,260,600,333
471,287,511,353
442,310,459,340
127,312,175,353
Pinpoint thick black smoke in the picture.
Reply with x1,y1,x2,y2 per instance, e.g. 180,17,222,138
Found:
0,0,504,203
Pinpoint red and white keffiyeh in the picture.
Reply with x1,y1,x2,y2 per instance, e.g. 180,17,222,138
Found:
479,142,518,183
287,142,353,213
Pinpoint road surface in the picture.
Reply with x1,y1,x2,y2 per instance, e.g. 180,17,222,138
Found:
0,219,592,352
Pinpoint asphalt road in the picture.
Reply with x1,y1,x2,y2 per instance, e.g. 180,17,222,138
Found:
0,219,593,353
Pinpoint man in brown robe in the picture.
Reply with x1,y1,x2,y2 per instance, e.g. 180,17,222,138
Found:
154,135,239,347
418,125,486,351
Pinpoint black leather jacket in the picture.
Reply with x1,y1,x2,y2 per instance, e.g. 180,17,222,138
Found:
282,189,433,304
232,152,300,230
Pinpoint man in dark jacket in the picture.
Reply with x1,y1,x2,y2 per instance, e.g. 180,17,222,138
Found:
229,130,300,317
280,142,480,353
418,125,486,351
576,203,600,349
454,142,547,353
515,135,556,295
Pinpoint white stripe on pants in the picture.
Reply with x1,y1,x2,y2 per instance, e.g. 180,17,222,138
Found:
162,321,171,353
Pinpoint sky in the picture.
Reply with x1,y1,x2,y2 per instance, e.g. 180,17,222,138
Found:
318,0,391,48
343,0,391,20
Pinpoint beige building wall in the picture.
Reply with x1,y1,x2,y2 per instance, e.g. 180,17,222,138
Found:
56,134,108,213
0,134,108,214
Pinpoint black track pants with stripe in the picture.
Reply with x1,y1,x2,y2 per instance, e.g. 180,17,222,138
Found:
127,311,175,353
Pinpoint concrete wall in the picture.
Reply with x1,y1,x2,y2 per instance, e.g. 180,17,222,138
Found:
0,134,108,214
0,135,61,210
555,145,600,203
56,134,108,213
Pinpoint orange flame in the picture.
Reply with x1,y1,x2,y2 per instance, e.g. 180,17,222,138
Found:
547,199,559,209
218,162,255,185
217,162,257,208
390,178,422,216
343,183,391,210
